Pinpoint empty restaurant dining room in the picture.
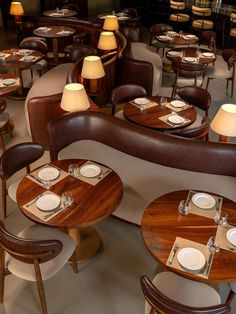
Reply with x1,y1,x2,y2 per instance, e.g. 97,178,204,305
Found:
0,0,236,313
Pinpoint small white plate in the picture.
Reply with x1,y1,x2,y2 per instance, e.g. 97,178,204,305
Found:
36,194,61,212
79,164,101,178
19,49,30,54
23,56,35,61
117,12,128,17
166,31,177,36
183,57,196,63
38,27,48,30
2,78,16,86
177,247,205,271
202,52,214,57
158,35,168,40
170,100,186,108
118,16,129,20
186,34,196,39
168,51,179,56
226,228,236,246
38,167,60,181
168,115,185,125
134,98,149,105
192,193,216,209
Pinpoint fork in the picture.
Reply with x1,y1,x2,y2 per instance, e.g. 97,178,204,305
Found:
168,244,180,265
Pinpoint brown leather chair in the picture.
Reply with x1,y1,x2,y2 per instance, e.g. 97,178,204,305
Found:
149,23,173,55
200,30,216,53
140,274,231,314
121,7,141,27
0,220,77,314
205,49,236,97
111,84,147,115
64,33,91,60
68,43,96,62
116,56,153,96
171,61,206,97
119,25,142,43
0,142,44,218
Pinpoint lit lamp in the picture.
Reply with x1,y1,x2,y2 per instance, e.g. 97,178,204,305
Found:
81,56,105,94
103,15,119,31
10,1,24,23
97,31,117,53
60,83,90,112
210,104,236,142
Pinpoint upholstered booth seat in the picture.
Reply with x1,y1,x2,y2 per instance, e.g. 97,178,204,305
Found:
6,224,75,281
193,19,214,30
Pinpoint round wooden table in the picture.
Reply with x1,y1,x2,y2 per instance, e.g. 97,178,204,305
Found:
156,33,199,46
43,9,77,17
17,159,123,261
141,190,236,282
123,96,197,130
33,26,75,65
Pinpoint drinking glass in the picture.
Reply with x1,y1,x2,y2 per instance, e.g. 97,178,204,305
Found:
42,179,52,190
159,97,167,109
62,191,74,207
178,200,189,215
214,210,228,225
11,47,17,56
207,236,220,253
68,163,78,177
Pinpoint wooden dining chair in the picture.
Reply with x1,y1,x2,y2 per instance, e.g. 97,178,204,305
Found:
0,99,12,152
0,220,77,314
149,23,173,56
0,142,44,218
140,273,231,314
226,283,236,304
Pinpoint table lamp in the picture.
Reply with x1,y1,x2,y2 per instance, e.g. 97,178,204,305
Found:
60,83,90,112
210,104,236,142
10,1,24,23
97,31,117,54
81,56,105,94
103,15,119,31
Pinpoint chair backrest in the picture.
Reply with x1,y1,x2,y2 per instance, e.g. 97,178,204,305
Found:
116,56,153,96
149,23,173,45
119,25,142,43
140,275,231,314
0,221,62,264
222,49,236,70
177,86,211,115
121,7,138,17
201,30,216,52
172,116,211,140
19,38,48,54
69,43,95,63
0,142,44,180
172,61,206,79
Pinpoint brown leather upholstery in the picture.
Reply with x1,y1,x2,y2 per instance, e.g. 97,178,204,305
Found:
47,111,236,177
121,7,141,27
111,84,147,115
0,142,44,217
201,30,216,52
149,23,173,46
19,38,48,54
116,56,153,96
177,86,211,117
69,43,95,62
119,25,142,43
140,275,231,314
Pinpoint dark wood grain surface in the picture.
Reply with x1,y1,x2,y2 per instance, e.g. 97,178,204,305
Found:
17,159,123,229
123,96,197,130
0,49,43,68
157,34,199,46
33,26,75,39
141,190,236,282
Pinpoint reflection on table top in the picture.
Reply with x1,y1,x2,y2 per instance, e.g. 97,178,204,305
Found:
0,74,19,96
141,190,236,282
33,25,75,39
43,9,77,17
123,96,197,130
17,159,123,228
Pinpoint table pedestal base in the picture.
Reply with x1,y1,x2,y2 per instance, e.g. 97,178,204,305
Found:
68,226,102,262
8,87,29,100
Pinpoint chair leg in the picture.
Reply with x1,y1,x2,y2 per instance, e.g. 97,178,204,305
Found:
206,78,210,90
0,133,5,152
226,289,236,304
34,260,48,314
70,251,78,273
0,248,5,303
2,180,7,218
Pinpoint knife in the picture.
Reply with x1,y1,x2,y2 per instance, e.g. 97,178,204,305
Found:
168,244,179,265
28,173,44,185
203,252,214,277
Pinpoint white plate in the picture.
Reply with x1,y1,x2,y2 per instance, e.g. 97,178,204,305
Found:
19,49,30,54
202,52,214,57
192,193,216,209
186,34,196,39
2,78,16,86
118,16,129,20
38,27,48,30
183,57,196,63
226,228,236,246
117,12,128,17
38,167,60,181
36,194,61,212
79,164,101,178
177,247,205,271
168,115,185,124
0,53,5,57
170,100,186,108
166,31,177,36
23,56,35,61
134,98,149,105
158,35,168,40
168,51,179,56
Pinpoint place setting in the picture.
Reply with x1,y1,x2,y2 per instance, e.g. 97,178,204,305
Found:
129,97,158,111
67,160,112,186
0,78,19,87
164,99,192,112
159,112,191,128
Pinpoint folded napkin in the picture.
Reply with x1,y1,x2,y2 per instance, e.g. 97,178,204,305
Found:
27,164,68,187
0,78,20,88
215,224,236,253
23,191,65,222
75,161,112,186
165,102,192,112
158,113,191,128
129,99,158,110
187,190,222,219
166,237,212,279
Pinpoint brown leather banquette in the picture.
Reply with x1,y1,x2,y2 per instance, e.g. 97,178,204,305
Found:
47,111,236,226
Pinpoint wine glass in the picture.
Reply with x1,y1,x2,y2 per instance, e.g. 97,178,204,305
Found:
62,191,74,207
159,97,167,109
207,236,220,253
214,210,228,225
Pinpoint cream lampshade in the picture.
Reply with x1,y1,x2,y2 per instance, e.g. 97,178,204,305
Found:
103,15,119,31
60,83,90,112
81,56,105,94
10,2,24,22
210,104,236,142
97,31,117,51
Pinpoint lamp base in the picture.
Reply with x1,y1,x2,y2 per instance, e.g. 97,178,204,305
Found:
219,135,230,142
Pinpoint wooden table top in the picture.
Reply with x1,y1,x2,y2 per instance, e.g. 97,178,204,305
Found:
17,159,123,228
0,73,19,96
123,96,197,130
156,33,199,46
43,9,77,17
0,49,43,68
33,26,75,39
141,190,236,283
166,47,217,65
